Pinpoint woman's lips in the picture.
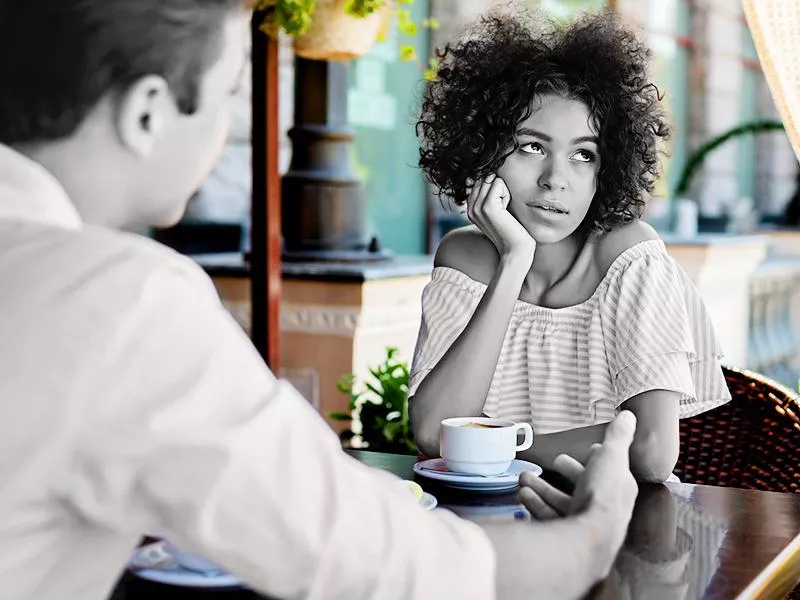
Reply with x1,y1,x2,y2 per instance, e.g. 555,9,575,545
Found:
527,200,569,215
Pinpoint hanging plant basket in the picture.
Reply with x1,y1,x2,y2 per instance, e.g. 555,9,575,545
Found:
293,0,391,61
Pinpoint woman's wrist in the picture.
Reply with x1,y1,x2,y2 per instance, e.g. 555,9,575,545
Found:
497,247,534,275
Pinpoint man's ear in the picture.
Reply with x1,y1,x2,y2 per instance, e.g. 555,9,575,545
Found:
114,75,173,157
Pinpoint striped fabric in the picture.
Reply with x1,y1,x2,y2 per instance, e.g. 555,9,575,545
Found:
409,239,731,435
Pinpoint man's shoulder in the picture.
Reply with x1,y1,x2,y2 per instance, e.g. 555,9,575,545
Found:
2,222,216,317
433,225,499,285
75,226,212,289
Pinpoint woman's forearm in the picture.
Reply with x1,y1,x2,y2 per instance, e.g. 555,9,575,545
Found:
410,255,529,456
519,423,607,471
520,398,679,483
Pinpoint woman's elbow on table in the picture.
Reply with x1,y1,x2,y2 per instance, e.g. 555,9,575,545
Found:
409,397,440,457
629,432,679,483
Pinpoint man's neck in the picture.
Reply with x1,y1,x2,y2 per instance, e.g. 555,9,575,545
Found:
13,139,131,229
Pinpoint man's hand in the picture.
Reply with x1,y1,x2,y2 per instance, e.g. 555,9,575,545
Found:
518,412,639,573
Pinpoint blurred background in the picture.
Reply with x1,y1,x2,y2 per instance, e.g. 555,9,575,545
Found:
148,0,800,423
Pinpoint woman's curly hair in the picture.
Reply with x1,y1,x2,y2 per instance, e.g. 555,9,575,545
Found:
417,8,671,232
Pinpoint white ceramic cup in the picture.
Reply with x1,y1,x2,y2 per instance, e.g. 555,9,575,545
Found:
439,417,534,476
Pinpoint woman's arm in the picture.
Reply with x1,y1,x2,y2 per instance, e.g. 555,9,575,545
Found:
410,176,536,457
410,246,530,457
520,389,680,483
621,390,680,482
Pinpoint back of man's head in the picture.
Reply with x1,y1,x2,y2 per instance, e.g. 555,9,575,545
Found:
0,0,247,146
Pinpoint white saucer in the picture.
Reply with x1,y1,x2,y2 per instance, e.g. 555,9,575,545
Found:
413,458,543,492
132,567,243,588
128,541,243,589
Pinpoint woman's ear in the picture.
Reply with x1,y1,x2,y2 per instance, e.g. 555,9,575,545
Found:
114,75,173,158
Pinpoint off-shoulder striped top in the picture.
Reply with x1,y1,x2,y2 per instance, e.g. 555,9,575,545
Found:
409,239,732,434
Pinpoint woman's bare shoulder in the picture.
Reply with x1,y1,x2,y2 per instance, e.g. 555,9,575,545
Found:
433,225,499,285
592,220,661,274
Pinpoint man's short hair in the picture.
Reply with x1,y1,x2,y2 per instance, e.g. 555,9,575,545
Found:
0,0,247,145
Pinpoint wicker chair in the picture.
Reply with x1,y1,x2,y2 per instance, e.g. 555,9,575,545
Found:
675,365,800,494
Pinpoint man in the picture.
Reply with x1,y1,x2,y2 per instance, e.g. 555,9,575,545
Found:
0,1,638,598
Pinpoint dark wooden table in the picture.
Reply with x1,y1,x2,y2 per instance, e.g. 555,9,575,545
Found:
111,450,800,600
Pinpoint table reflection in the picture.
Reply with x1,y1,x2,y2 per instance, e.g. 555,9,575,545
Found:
593,484,728,600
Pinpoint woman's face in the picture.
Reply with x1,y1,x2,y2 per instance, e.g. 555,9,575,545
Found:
497,93,600,245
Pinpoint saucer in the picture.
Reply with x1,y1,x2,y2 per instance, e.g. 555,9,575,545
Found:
413,458,543,492
132,567,243,589
128,542,243,589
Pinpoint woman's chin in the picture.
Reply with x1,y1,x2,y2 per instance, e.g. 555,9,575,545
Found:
524,225,574,246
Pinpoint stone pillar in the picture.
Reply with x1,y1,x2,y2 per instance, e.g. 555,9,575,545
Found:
755,77,798,219
665,234,768,367
693,1,742,218
198,258,432,430
282,58,392,259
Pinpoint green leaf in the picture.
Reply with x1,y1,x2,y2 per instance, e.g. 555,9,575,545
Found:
336,373,356,394
364,381,384,398
399,45,417,62
328,411,352,421
344,0,386,17
334,346,416,453
383,420,403,441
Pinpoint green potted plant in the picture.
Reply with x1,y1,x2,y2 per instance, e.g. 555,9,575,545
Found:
673,119,785,233
330,347,418,455
255,0,438,76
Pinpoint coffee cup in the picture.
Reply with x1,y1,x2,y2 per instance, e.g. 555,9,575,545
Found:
439,417,534,476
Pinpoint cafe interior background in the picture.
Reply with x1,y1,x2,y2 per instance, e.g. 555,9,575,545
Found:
142,0,800,443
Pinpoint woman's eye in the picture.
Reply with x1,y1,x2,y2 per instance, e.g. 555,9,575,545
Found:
519,142,544,155
572,149,596,163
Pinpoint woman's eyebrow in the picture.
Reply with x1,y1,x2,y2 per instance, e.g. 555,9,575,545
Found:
515,128,598,145
516,127,550,140
571,135,599,145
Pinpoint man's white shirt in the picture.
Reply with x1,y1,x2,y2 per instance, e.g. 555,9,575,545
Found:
0,143,496,600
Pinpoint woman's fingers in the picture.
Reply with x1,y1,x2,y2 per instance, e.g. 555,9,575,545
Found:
466,175,489,223
484,176,508,211
466,177,483,222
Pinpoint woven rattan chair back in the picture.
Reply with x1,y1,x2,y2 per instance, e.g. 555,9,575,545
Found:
675,366,800,494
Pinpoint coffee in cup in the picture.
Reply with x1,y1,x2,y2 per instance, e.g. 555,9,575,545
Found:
439,417,534,476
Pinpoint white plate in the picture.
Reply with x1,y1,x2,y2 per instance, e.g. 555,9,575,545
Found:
132,567,243,589
420,491,438,510
128,542,242,589
413,458,543,492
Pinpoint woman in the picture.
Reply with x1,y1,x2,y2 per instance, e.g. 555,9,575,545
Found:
409,8,731,482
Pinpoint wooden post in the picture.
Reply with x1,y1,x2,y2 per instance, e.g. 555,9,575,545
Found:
250,15,282,370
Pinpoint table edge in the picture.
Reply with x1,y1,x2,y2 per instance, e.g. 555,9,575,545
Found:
736,532,800,600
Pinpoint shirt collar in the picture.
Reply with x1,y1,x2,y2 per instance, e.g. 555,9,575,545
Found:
0,143,82,230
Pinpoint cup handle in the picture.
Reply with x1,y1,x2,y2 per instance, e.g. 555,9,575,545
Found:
514,423,534,452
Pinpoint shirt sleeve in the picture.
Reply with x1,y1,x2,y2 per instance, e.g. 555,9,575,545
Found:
408,267,483,397
65,258,496,600
602,251,731,418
